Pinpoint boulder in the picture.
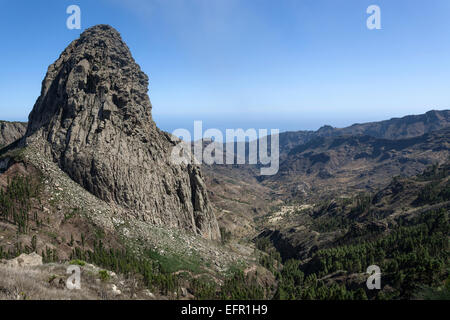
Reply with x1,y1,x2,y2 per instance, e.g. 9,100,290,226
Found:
3,253,43,268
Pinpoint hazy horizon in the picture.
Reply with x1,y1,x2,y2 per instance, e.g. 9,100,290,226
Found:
3,108,449,136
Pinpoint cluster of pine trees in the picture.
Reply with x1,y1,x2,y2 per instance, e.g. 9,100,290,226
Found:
255,237,281,273
0,175,42,234
415,180,450,205
415,162,450,205
190,269,266,300
311,193,373,233
70,240,180,296
219,269,265,299
70,240,267,299
272,208,449,300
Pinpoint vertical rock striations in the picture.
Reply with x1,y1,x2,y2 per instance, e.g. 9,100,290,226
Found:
24,25,220,240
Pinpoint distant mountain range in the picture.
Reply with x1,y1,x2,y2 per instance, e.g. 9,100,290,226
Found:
268,126,450,201
202,109,450,237
279,109,450,156
2,106,449,217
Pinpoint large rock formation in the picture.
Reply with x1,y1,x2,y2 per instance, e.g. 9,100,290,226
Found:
24,24,220,240
0,121,27,148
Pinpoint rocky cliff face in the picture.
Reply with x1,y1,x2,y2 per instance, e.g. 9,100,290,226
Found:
0,121,27,148
23,24,220,240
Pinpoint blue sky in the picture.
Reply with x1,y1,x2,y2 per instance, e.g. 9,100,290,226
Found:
0,0,449,133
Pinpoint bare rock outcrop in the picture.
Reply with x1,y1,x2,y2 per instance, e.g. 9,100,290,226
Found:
23,25,220,240
1,253,43,268
0,121,27,148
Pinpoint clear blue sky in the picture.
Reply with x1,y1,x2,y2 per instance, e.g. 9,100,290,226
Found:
0,0,449,133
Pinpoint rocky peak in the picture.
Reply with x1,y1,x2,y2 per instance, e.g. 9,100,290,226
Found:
27,24,154,140
316,125,335,136
24,24,220,240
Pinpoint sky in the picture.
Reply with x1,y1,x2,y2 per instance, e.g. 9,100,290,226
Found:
0,0,449,134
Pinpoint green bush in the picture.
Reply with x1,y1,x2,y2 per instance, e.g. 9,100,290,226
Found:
69,259,86,266
99,270,110,282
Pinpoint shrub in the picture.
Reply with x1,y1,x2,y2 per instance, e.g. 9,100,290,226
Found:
69,259,86,266
99,270,110,282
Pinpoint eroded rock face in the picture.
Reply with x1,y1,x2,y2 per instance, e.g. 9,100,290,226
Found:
0,121,27,148
24,25,220,240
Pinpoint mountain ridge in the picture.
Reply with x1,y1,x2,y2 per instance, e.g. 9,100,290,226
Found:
278,109,450,156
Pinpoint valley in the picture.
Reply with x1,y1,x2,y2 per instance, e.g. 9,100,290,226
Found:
0,25,448,301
